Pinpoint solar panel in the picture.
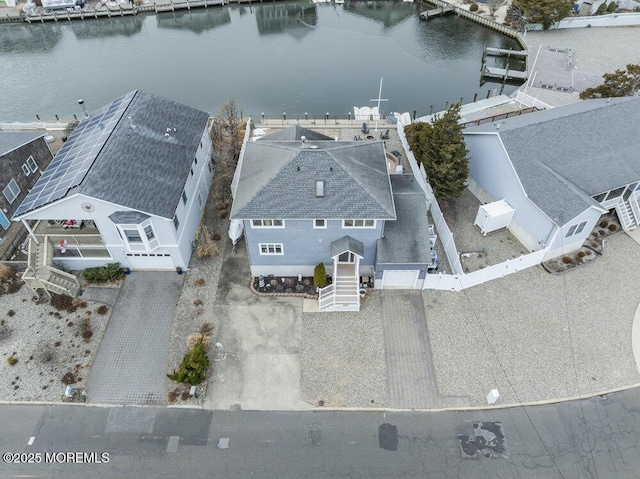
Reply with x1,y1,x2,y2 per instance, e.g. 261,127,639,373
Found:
14,91,136,217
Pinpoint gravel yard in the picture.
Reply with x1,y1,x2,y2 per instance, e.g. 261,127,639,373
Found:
164,214,228,407
0,285,111,402
425,232,640,407
301,292,388,409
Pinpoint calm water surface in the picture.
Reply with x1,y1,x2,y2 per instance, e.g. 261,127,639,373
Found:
0,1,520,121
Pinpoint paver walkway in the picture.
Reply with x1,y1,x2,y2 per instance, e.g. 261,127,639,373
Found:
79,286,121,306
87,272,183,405
380,290,469,409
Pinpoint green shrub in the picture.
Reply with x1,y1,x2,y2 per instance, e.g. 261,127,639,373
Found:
469,3,479,12
607,1,616,12
84,263,125,283
596,2,607,14
7,355,17,366
313,263,327,289
167,339,210,385
599,220,608,228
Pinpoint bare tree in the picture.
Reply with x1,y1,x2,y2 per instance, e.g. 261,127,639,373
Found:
210,97,245,201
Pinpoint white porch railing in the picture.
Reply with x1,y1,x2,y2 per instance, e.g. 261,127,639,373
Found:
513,90,553,110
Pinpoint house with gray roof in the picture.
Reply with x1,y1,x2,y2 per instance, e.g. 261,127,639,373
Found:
231,125,435,311
12,90,213,296
0,131,54,259
463,97,640,259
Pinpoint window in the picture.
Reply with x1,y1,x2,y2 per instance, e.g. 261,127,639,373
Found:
144,225,155,241
26,156,38,173
190,167,194,177
343,219,375,228
593,193,606,203
605,187,626,201
314,219,326,229
252,219,285,228
173,215,180,230
259,243,283,255
194,155,198,165
2,179,21,204
22,164,31,176
566,221,587,238
182,190,188,205
0,210,9,230
316,180,325,197
124,229,142,243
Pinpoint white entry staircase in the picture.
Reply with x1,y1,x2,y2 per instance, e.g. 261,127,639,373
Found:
318,263,360,312
616,196,640,231
22,236,81,298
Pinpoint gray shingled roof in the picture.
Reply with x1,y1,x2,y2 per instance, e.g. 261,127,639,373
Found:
464,97,639,224
68,90,209,219
231,137,395,220
259,125,333,141
331,236,364,258
0,131,44,157
376,175,433,264
108,211,151,224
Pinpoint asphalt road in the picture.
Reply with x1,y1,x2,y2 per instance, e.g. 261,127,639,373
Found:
2,387,640,479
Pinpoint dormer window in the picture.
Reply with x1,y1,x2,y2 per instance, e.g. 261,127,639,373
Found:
316,180,325,197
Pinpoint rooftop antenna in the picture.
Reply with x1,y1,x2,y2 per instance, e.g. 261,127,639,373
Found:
370,77,388,132
78,99,89,118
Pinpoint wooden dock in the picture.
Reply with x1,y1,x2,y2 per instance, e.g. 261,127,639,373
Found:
485,47,528,57
482,66,528,81
419,5,453,20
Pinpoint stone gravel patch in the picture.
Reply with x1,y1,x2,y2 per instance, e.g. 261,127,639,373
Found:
301,292,388,408
425,232,640,407
0,286,111,402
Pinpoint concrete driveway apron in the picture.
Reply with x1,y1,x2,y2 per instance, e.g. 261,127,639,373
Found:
87,272,183,405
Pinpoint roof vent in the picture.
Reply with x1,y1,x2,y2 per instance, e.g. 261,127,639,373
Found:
316,180,325,197
297,166,300,171
301,136,306,142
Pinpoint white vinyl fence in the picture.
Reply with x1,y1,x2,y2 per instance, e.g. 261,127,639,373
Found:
0,121,70,131
397,117,549,291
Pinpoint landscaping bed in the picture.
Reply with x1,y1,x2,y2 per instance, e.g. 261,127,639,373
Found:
542,215,621,273
252,276,320,296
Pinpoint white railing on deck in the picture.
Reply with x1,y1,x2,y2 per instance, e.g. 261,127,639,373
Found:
513,90,553,110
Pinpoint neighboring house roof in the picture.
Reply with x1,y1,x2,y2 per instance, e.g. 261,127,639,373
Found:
231,127,395,220
259,125,333,142
14,90,209,219
331,236,364,258
0,131,45,157
377,175,433,264
464,97,640,224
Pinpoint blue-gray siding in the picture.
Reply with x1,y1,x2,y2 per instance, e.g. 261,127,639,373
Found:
244,219,383,268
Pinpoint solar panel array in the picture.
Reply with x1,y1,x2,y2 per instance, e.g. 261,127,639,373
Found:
15,91,136,216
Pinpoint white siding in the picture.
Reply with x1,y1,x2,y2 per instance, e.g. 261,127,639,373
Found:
465,134,556,251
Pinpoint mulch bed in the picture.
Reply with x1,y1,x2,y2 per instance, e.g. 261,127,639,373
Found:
252,276,321,296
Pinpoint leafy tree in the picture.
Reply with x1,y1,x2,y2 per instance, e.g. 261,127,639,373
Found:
512,0,574,29
167,338,210,385
580,63,640,99
314,263,327,289
404,122,432,163
421,104,469,200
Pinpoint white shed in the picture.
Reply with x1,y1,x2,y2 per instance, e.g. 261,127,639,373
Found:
474,200,515,236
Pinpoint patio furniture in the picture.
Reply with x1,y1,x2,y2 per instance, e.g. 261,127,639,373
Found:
361,122,369,134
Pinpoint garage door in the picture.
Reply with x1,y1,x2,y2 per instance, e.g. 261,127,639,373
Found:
382,270,420,289
125,253,175,271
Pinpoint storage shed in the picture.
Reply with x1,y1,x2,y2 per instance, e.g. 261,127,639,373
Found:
474,200,515,236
